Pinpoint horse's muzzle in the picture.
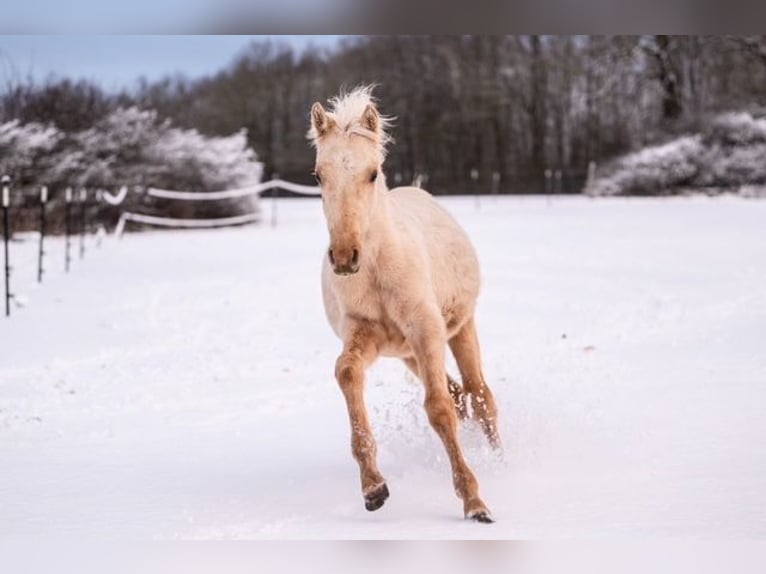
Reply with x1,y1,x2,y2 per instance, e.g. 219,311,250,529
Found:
329,247,360,276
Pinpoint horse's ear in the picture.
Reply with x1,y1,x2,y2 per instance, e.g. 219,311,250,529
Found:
311,102,334,137
361,103,380,135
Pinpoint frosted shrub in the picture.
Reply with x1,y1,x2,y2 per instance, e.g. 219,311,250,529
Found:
698,143,766,187
2,108,264,225
0,120,62,186
587,111,766,195
152,127,263,191
47,107,163,188
587,136,702,196
51,107,263,192
706,112,766,147
698,113,766,187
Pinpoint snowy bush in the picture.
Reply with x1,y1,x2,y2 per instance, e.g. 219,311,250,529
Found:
46,107,161,188
586,136,703,196
2,107,263,230
152,125,263,191
705,112,766,147
48,107,263,192
0,120,62,186
587,111,766,196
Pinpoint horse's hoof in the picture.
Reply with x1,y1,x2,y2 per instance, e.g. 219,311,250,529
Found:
488,434,504,454
467,509,495,524
364,482,389,512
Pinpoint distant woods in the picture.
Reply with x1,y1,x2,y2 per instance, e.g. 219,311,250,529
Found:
3,35,766,194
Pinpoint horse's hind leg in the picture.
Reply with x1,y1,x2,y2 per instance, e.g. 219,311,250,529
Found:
336,323,388,511
408,312,493,522
448,317,501,450
403,357,467,420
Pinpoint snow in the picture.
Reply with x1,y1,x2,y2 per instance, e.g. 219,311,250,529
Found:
1,196,765,539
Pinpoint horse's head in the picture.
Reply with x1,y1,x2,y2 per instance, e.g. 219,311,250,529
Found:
308,86,391,276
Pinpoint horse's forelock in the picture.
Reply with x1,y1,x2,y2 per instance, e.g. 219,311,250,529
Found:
313,85,393,153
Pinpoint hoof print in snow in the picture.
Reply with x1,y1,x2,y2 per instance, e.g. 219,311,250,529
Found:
364,483,390,511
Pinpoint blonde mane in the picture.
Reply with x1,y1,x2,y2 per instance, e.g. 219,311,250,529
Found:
308,85,393,153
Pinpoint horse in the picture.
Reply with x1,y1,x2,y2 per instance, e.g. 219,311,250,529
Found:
308,86,500,523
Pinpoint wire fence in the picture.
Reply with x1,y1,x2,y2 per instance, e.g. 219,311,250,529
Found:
1,175,323,318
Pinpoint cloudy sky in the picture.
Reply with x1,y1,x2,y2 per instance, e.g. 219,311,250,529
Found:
0,36,345,92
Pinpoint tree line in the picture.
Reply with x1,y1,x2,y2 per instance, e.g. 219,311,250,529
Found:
3,35,766,195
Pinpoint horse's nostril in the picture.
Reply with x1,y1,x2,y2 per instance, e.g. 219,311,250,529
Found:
351,249,359,266
328,248,335,265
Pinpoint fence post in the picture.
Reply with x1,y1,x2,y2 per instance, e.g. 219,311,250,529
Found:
471,168,479,209
586,161,597,192
270,173,279,228
2,175,11,317
544,168,552,206
554,169,563,194
38,186,47,283
65,187,72,273
95,190,104,247
79,188,87,260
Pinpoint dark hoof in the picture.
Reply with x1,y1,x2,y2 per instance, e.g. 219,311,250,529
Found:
364,483,390,512
467,510,494,524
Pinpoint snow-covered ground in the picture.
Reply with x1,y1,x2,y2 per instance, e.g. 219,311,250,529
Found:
1,196,765,539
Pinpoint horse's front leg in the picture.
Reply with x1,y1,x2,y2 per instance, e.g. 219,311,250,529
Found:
409,308,493,523
335,321,388,511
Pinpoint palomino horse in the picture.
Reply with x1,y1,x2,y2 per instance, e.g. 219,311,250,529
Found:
309,86,500,523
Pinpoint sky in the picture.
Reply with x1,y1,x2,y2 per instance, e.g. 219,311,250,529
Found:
0,36,345,92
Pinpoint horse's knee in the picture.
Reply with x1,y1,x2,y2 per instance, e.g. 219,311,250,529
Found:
335,354,363,389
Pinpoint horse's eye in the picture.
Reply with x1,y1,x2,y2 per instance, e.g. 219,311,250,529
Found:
369,171,378,183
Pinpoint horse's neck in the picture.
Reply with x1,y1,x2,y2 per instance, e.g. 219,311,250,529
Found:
365,185,397,254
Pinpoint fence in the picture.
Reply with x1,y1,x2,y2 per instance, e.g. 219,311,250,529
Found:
111,177,321,236
0,175,322,318
2,177,98,317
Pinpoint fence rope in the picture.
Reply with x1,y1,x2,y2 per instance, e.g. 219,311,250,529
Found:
102,186,129,205
115,211,261,237
146,179,320,201
111,179,320,236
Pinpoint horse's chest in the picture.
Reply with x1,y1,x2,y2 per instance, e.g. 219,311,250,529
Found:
328,276,411,357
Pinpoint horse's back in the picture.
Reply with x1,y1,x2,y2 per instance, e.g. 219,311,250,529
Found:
389,186,481,329
388,186,461,233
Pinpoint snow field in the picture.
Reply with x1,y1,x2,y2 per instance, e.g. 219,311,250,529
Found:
1,196,765,538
